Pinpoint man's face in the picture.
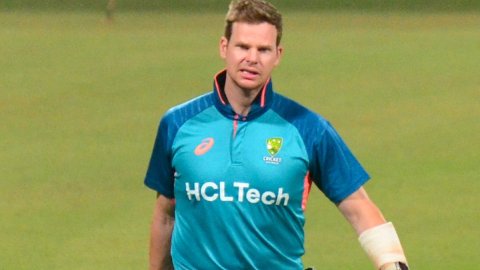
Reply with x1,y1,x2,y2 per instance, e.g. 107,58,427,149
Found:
220,22,283,93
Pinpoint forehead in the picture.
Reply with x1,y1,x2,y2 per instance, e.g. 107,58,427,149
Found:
230,22,278,45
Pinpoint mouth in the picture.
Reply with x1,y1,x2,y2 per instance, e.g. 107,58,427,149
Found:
240,69,260,78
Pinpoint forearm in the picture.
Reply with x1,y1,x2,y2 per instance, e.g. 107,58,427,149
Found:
337,187,386,235
149,195,175,270
338,188,408,269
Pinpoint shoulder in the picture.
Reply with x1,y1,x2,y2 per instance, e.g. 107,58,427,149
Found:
155,92,214,148
161,92,214,130
271,93,329,136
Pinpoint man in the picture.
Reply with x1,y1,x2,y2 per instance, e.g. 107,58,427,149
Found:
145,0,409,269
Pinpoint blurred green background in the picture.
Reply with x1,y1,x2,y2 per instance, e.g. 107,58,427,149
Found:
1,1,479,269
1,0,480,11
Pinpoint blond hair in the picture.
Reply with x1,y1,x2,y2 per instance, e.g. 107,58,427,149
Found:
224,0,283,45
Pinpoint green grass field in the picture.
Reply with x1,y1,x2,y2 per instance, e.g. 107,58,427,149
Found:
1,10,479,269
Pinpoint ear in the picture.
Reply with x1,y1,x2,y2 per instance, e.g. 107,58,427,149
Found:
219,37,228,60
274,45,284,66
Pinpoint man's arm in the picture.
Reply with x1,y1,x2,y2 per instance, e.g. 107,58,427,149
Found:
337,187,386,234
337,187,408,270
149,193,175,270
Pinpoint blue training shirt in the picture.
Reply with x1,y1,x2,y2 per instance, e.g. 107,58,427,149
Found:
145,70,370,269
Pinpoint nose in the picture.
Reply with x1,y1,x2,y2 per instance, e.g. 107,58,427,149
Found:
245,49,259,64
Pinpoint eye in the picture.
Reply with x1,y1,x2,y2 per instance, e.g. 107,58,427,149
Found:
258,47,271,53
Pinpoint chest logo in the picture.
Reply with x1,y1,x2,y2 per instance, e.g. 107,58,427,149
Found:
194,137,214,156
264,137,283,165
266,137,283,156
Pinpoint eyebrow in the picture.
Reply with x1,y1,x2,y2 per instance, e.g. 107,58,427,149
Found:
258,45,273,50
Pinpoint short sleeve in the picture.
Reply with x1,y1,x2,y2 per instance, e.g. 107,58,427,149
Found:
310,122,370,204
144,116,176,198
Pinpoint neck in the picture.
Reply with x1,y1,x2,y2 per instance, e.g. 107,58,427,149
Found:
224,80,262,116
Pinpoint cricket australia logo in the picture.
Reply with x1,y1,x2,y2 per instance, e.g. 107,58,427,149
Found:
263,137,283,165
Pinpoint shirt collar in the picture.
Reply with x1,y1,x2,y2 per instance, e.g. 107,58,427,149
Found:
212,69,274,121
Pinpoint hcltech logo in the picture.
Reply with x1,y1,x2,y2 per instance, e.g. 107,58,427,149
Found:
185,181,290,206
263,137,283,165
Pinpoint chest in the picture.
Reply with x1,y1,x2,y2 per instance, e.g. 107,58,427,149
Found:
171,110,309,195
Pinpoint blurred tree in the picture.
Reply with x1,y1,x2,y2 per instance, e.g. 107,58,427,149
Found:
106,0,116,22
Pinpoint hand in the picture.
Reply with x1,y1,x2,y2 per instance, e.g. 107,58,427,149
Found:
380,262,409,270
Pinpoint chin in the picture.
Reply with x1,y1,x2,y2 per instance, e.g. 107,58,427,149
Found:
238,79,264,90
240,83,263,91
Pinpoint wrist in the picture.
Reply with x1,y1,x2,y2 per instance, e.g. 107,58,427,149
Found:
358,222,408,269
